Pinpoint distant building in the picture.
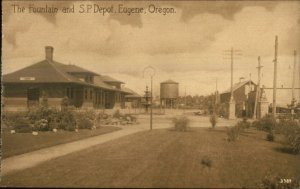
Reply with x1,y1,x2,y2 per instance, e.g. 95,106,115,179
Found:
123,88,142,109
2,46,132,111
220,80,257,118
160,79,179,108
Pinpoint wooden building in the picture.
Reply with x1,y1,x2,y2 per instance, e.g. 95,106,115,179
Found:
2,46,131,111
123,88,142,109
220,80,257,118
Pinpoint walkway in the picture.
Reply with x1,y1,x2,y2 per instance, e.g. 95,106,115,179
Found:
1,125,146,176
1,113,237,176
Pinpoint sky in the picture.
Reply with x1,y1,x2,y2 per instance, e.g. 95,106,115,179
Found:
2,0,300,106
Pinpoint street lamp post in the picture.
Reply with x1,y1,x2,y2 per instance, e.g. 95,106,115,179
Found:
143,66,156,130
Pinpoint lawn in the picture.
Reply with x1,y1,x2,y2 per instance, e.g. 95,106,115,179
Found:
1,126,121,158
1,127,299,188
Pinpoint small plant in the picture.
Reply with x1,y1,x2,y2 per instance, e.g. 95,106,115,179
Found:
13,118,32,133
266,131,275,142
252,115,276,132
113,109,122,119
57,110,77,131
201,156,212,168
275,119,300,154
209,114,217,129
172,116,189,132
227,126,241,142
33,119,49,131
61,96,70,111
77,117,93,130
2,111,27,128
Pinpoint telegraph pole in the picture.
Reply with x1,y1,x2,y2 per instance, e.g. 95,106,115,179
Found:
253,56,263,119
184,86,186,114
223,47,242,119
215,78,218,105
291,50,297,119
272,36,278,119
230,47,234,101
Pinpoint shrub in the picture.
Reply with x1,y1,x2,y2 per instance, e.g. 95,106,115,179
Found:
77,117,93,130
252,115,276,132
124,114,137,122
209,114,217,129
201,156,212,167
13,118,32,133
27,106,58,131
33,119,49,131
57,110,77,131
227,126,241,142
266,132,275,142
276,119,300,153
236,119,251,130
172,116,189,132
113,109,122,119
2,111,27,128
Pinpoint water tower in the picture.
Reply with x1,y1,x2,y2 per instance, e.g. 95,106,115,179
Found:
160,79,179,109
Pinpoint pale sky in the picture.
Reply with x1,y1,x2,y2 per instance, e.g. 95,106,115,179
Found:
2,1,300,105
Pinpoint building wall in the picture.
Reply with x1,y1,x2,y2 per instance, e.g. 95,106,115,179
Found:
3,83,127,110
220,83,257,118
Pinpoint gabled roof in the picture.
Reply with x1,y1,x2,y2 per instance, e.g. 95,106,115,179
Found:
93,76,117,90
51,61,99,76
101,75,124,84
221,80,257,94
3,60,87,84
2,58,130,94
161,79,178,84
123,87,142,98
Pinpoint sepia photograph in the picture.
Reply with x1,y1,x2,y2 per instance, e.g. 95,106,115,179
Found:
1,0,300,188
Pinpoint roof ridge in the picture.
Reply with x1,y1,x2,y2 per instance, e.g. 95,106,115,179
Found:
46,60,72,82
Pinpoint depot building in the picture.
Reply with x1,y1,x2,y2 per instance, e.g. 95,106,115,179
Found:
2,46,133,111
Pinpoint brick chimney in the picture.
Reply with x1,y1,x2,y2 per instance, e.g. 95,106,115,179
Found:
45,46,54,61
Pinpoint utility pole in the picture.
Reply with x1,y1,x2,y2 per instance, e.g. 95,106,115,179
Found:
215,78,218,105
223,47,242,119
150,76,153,130
272,36,278,119
184,86,186,114
230,47,234,101
214,78,218,115
291,50,297,119
253,56,263,119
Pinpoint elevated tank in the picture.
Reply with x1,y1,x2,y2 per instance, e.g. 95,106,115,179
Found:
160,79,179,99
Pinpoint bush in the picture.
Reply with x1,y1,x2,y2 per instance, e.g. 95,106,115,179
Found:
209,114,217,129
252,115,276,132
266,132,275,142
113,109,123,119
276,119,300,154
227,126,242,142
33,119,49,131
13,118,32,133
77,117,94,130
172,116,189,132
27,106,58,131
57,110,77,131
2,111,27,128
236,119,251,130
201,156,212,167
